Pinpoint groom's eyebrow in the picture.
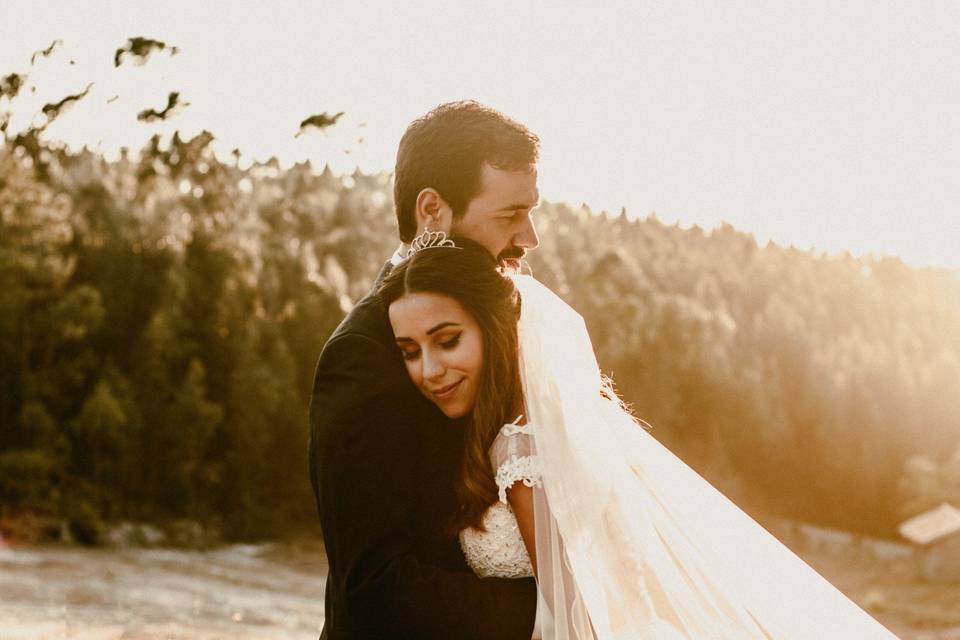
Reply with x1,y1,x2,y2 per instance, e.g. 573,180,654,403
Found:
502,197,540,211
500,194,540,211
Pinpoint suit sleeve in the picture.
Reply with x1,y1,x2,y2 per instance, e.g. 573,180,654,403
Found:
309,332,537,639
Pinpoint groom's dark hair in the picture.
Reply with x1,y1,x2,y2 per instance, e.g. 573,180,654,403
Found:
394,101,540,243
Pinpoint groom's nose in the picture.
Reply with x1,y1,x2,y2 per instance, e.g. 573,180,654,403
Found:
514,215,540,250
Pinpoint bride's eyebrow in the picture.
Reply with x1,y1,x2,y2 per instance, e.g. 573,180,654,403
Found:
394,321,460,343
426,321,460,335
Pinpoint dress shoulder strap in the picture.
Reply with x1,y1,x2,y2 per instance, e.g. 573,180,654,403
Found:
500,415,534,437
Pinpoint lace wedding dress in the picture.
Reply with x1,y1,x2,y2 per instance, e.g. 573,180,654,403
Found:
459,419,540,579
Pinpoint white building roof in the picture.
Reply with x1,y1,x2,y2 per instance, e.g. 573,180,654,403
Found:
899,503,960,546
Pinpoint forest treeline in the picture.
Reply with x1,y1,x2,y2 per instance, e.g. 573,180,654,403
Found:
2,127,959,543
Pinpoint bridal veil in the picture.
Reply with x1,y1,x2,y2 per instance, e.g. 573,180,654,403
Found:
512,274,898,639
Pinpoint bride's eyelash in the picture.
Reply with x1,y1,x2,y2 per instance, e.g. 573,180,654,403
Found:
440,334,461,349
400,334,460,360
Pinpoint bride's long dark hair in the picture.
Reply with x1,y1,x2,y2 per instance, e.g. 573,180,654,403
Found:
379,238,522,531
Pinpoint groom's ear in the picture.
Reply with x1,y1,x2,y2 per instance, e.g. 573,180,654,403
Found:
414,188,454,235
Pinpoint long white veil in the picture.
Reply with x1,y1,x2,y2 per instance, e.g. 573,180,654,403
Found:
512,274,899,639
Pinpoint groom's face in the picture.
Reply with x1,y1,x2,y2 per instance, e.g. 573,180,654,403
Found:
451,164,540,269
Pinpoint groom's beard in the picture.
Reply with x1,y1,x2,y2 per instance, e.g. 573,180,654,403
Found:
498,246,526,270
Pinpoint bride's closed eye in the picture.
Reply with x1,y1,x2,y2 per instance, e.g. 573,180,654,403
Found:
398,333,461,361
439,333,462,349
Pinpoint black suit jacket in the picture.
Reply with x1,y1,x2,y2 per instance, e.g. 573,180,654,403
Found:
309,262,537,639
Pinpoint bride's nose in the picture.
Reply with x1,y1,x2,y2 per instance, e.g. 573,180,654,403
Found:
422,349,445,381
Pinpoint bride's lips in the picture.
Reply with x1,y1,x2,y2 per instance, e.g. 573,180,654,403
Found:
429,379,463,400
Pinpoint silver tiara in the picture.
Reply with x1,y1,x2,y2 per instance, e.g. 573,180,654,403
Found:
406,230,461,258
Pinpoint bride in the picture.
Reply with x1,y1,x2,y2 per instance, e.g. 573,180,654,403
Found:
378,234,899,639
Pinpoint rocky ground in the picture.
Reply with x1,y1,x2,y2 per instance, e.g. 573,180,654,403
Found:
0,541,327,640
0,533,958,639
798,544,960,640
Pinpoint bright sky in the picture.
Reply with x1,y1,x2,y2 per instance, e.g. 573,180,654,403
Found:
2,1,958,270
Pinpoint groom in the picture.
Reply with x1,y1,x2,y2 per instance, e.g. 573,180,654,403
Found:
309,101,541,639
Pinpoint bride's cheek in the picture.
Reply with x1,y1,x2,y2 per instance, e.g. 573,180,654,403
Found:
404,360,420,384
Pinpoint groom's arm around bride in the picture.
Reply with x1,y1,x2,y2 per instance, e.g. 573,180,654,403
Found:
308,101,541,639
310,318,535,639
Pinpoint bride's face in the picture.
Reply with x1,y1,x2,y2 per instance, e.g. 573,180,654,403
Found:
389,292,484,419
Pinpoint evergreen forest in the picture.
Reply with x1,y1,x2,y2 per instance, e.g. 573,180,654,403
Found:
2,48,959,545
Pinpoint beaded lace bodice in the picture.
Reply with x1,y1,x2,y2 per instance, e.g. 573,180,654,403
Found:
459,420,541,579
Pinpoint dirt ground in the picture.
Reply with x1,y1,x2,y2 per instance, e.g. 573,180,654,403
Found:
0,541,327,640
797,543,960,640
0,536,958,639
